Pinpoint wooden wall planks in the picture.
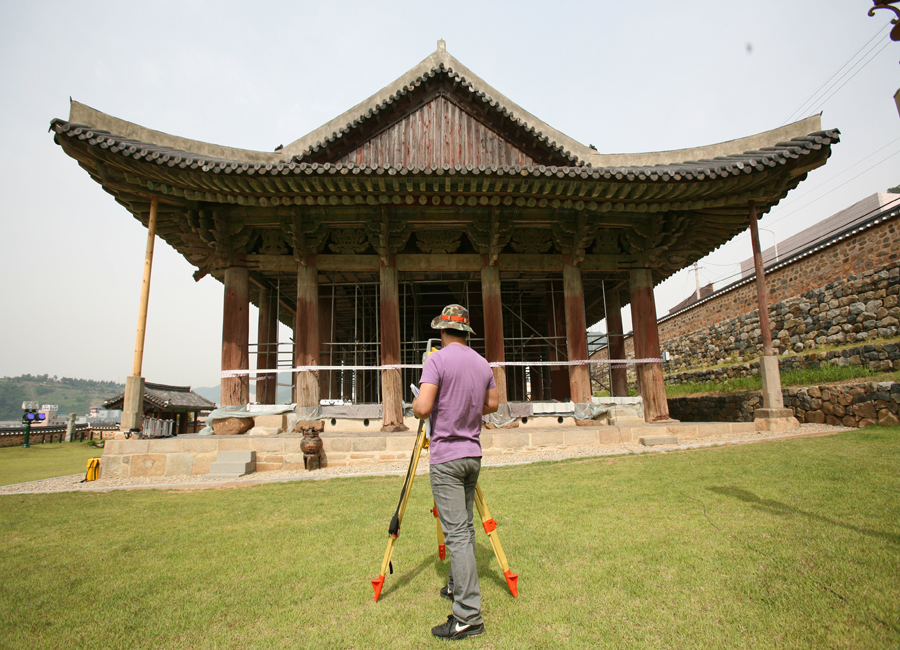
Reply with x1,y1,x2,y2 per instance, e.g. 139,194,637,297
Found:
337,96,534,169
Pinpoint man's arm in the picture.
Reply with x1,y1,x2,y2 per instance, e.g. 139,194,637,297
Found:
413,382,438,419
483,386,500,415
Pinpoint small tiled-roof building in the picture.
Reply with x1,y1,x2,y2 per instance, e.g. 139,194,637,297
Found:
104,383,215,434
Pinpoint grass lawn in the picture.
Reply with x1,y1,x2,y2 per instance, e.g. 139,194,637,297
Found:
1,428,898,649
0,440,102,486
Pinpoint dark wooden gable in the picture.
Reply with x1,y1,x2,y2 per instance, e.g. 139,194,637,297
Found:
298,75,575,168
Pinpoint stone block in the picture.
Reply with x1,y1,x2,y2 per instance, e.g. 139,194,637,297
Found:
853,402,877,420
164,453,194,476
148,438,183,454
564,428,599,446
600,427,630,444
130,454,167,477
352,437,386,452
842,416,858,427
247,427,282,436
99,455,129,480
350,453,376,459
386,436,417,452
878,410,899,426
321,437,352,453
491,431,529,450
256,463,282,472
478,432,494,449
192,454,215,475
530,430,565,447
671,425,699,440
251,438,285,453
261,454,285,465
218,437,253,451
117,440,150,455
253,414,287,429
640,435,678,446
213,417,253,436
731,422,757,434
182,438,217,453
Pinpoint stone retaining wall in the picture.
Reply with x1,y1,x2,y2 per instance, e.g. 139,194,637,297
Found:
669,381,900,428
98,421,760,479
664,342,899,386
660,261,900,372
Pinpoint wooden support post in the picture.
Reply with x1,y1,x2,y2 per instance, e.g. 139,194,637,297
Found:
121,197,159,432
606,291,629,397
749,201,787,413
295,256,320,411
256,285,278,404
562,257,591,404
481,262,508,404
221,263,250,406
629,268,669,421
380,257,407,431
547,280,570,401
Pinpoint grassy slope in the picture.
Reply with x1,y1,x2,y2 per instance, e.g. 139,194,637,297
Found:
0,442,104,486
1,427,897,649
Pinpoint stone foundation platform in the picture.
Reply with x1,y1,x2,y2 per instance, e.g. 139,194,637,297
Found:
99,420,760,480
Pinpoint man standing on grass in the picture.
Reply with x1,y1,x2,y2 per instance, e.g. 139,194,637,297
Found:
412,304,499,641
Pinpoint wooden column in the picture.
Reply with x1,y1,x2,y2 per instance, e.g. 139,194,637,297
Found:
606,290,629,397
294,256,320,410
547,280,570,401
562,257,591,404
221,263,250,406
380,256,407,431
256,285,278,404
629,268,669,421
481,262,508,403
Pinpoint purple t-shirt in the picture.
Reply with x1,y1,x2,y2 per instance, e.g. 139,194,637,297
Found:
420,343,496,465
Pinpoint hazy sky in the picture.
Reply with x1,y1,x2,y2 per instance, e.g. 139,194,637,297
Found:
1,1,897,390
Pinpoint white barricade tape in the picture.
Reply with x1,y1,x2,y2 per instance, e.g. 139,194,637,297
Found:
222,358,661,378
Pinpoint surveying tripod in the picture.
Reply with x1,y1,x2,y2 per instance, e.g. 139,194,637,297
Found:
371,341,518,602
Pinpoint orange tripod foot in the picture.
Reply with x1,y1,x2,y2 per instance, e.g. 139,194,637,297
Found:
504,570,519,597
372,575,385,601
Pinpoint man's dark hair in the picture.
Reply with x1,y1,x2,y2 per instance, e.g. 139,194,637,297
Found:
443,329,468,341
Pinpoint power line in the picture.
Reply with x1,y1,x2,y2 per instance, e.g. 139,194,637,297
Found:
812,41,892,114
781,24,888,126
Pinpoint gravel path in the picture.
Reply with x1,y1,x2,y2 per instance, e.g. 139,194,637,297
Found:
0,423,853,495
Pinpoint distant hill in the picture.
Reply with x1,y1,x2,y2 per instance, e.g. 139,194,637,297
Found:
0,374,124,420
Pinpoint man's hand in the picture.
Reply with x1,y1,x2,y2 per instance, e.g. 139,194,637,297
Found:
483,386,500,415
413,383,438,419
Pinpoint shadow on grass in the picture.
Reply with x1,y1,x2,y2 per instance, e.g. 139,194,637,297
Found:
379,555,433,601
709,486,900,546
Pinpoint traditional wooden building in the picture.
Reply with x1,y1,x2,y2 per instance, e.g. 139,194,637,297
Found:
103,382,215,434
51,42,839,430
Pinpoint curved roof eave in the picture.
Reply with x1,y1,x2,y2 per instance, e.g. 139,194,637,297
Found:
65,43,824,172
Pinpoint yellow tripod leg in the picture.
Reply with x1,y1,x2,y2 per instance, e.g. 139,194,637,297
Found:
372,420,427,601
431,500,446,560
474,482,519,597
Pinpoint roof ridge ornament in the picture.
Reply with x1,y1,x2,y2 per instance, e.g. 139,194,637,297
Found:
437,39,446,51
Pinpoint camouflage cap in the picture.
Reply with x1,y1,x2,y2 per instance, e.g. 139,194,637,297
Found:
430,304,475,335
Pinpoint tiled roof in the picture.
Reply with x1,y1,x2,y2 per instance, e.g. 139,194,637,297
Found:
49,118,839,183
103,382,215,411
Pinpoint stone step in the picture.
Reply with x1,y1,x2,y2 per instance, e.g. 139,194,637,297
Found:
639,435,679,446
216,450,256,463
207,450,256,478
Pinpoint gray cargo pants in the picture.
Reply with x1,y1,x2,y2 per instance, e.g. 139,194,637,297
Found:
430,456,482,625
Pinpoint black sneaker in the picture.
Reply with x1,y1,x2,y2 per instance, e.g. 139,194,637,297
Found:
431,614,484,640
440,585,454,602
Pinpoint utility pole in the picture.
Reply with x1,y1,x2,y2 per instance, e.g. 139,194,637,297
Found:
693,262,701,300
